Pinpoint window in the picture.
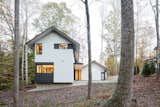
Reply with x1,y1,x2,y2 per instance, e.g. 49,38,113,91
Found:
36,64,54,73
36,43,42,54
59,43,68,49
101,72,105,80
54,43,73,49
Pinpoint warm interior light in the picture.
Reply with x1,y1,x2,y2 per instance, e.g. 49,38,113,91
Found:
37,64,54,73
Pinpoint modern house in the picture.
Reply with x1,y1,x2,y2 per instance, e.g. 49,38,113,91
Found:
82,61,107,80
26,26,82,83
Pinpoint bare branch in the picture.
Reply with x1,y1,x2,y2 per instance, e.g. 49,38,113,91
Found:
81,0,85,4
149,0,156,16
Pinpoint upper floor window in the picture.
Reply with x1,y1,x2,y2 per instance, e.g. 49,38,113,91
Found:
54,43,73,49
36,43,42,55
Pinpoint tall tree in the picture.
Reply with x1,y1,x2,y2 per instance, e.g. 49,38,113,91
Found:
150,0,160,74
156,0,159,74
21,0,39,85
85,0,92,100
103,1,121,75
33,2,77,34
13,0,20,106
81,0,92,99
103,0,135,106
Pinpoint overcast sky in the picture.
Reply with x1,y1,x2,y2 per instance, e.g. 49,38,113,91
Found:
28,0,157,64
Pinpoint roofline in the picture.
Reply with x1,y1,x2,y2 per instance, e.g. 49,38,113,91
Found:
82,60,107,70
26,26,80,48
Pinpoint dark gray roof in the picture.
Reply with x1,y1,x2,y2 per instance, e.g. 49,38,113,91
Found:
26,26,80,48
83,60,107,70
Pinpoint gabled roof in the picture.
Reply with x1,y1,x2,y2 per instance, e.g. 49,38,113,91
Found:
26,26,80,48
83,60,106,70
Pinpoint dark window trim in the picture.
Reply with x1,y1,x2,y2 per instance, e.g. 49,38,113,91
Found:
35,62,54,83
54,43,73,49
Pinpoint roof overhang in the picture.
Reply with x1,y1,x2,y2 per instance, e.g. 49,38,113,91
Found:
26,26,80,49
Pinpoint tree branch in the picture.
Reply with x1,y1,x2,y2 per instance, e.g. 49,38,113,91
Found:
149,0,156,16
81,0,85,4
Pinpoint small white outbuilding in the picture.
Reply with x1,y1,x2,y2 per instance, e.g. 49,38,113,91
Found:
82,61,107,80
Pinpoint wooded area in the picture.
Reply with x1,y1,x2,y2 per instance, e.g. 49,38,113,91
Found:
0,0,160,107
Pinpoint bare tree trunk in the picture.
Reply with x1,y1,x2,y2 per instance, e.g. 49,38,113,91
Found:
156,0,160,74
21,44,24,84
13,0,20,106
150,0,160,74
100,5,104,63
84,0,92,99
25,44,28,85
103,0,135,107
24,3,29,85
114,40,118,75
21,29,26,86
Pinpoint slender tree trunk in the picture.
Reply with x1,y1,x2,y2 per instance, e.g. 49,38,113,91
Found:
13,0,20,106
103,0,135,107
114,40,118,75
84,0,92,99
21,30,26,86
21,44,24,84
100,10,104,63
25,44,28,85
156,0,160,74
25,3,29,85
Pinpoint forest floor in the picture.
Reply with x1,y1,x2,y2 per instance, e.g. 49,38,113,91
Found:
0,75,160,107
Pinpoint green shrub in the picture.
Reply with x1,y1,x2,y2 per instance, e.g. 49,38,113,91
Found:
141,61,155,76
141,63,151,76
149,61,155,74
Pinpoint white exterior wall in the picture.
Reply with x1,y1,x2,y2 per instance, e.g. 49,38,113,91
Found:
82,63,106,80
35,33,74,83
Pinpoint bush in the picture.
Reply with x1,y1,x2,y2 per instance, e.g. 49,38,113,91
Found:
142,63,151,76
141,61,155,76
149,61,155,74
134,66,140,75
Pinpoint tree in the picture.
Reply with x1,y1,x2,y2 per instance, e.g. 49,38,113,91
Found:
150,0,160,74
0,0,14,42
102,1,121,75
103,0,135,106
13,0,20,106
136,21,154,70
33,2,77,34
81,0,92,99
105,55,114,75
21,0,39,85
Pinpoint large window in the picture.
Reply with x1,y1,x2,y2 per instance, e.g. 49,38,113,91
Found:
54,43,73,49
36,64,54,73
36,43,42,55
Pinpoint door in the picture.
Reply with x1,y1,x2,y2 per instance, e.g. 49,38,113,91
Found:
75,69,82,80
101,72,105,80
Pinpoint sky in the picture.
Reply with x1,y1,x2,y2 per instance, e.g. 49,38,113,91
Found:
28,0,157,64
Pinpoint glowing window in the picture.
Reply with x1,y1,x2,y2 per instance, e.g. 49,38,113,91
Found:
36,64,54,73
54,44,73,49
59,43,68,49
36,43,42,55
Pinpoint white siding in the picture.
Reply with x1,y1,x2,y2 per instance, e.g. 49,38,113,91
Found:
82,63,106,80
35,33,74,83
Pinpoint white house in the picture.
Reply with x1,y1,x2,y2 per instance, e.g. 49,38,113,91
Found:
82,61,107,80
26,26,82,83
